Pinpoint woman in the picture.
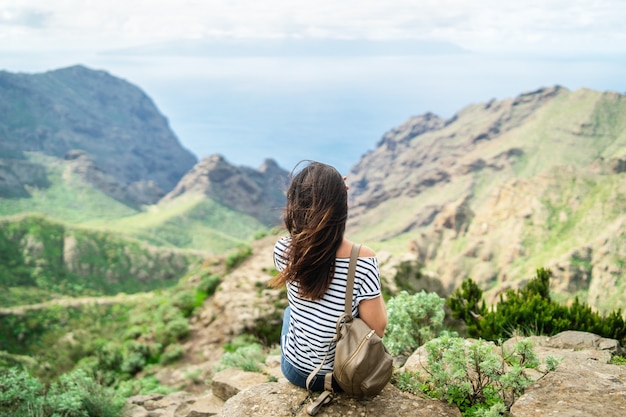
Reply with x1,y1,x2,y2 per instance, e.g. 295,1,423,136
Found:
270,161,387,392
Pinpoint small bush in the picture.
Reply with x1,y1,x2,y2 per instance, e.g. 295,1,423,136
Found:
385,291,446,356
611,355,626,366
225,245,253,270
0,368,124,417
199,274,221,296
116,375,174,397
394,334,560,416
217,341,266,373
160,344,185,365
172,291,197,318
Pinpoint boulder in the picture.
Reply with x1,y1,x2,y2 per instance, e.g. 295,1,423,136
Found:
219,382,461,417
123,391,224,417
211,368,270,401
509,332,626,417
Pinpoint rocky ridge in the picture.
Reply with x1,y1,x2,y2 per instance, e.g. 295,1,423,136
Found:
123,330,626,417
161,155,289,226
347,86,626,311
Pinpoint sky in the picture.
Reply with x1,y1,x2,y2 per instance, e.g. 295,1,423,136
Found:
1,1,626,173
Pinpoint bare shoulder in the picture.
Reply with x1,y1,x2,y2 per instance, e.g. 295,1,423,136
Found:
337,239,376,258
358,244,376,258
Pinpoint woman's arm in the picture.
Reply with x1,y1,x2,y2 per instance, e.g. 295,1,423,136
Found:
358,296,387,338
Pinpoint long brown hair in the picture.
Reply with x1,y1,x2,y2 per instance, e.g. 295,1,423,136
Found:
270,161,348,300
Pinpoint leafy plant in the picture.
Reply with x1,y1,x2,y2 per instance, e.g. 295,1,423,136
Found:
385,291,446,356
217,340,266,373
0,368,124,417
447,268,626,346
225,244,253,270
610,355,626,366
395,334,559,416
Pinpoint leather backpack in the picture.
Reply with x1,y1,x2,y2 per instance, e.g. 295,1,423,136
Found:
306,243,393,415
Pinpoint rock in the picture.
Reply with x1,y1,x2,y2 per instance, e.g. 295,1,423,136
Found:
124,391,223,417
211,368,270,401
219,382,461,417
510,347,626,417
174,392,224,417
125,331,625,417
544,330,623,354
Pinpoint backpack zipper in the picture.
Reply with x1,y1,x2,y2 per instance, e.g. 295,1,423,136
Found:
338,329,376,379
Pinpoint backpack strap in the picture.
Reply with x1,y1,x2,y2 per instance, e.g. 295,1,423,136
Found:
344,243,361,318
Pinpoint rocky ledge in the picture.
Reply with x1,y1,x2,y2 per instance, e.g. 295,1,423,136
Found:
123,331,626,417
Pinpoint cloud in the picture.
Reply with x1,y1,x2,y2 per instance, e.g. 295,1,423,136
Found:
0,8,50,28
1,0,625,56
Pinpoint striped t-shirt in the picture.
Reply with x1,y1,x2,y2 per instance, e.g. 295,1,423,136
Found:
274,236,382,375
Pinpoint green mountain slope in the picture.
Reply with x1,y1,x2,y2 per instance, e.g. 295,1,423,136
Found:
0,152,139,222
0,65,197,195
348,86,626,313
86,194,267,252
0,214,203,307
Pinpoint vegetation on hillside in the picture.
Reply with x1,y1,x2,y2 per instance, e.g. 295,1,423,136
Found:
0,153,140,223
447,268,626,346
0,368,124,417
0,214,201,307
89,196,266,252
0,265,221,389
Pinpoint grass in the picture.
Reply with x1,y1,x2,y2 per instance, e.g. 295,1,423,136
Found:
83,195,266,252
0,153,139,223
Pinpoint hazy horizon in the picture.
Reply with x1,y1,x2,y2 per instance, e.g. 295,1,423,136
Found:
2,1,625,174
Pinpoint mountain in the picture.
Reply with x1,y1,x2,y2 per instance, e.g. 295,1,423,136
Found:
0,66,287,252
347,86,626,313
0,65,197,202
161,154,288,226
87,155,287,252
1,64,624,314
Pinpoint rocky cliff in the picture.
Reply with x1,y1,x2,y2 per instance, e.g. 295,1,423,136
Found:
0,65,197,203
347,86,626,312
161,155,289,226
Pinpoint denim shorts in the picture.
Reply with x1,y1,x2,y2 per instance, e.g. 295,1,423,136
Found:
280,306,338,392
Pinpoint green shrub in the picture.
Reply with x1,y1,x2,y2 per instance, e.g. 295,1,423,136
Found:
0,368,123,417
385,291,446,356
199,274,221,297
223,334,259,352
394,334,559,416
160,344,185,365
172,291,197,318
120,352,146,376
116,375,174,397
611,355,626,366
447,268,626,346
253,229,269,240
225,244,253,270
217,342,266,373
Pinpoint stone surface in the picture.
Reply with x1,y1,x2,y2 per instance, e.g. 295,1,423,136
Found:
211,368,270,401
125,331,626,417
510,352,626,417
219,382,462,417
160,154,288,225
